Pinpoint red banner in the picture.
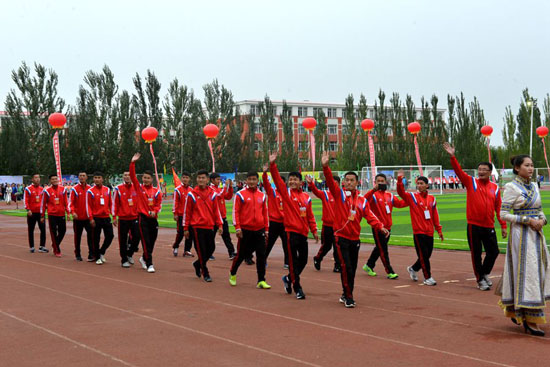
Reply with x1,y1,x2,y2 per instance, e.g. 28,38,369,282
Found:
208,139,215,172
149,144,161,194
309,131,316,171
414,135,424,176
368,132,376,185
52,131,62,183
486,138,492,163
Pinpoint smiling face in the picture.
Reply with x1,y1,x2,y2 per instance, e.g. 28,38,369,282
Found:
142,173,153,186
288,175,302,189
123,172,131,184
477,165,491,180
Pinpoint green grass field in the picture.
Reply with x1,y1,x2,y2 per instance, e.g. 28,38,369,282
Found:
3,191,549,252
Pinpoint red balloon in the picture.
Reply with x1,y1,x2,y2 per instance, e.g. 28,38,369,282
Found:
203,123,219,139
361,119,374,132
480,125,493,137
48,112,67,129
537,126,549,138
141,126,158,143
302,117,317,131
407,122,421,135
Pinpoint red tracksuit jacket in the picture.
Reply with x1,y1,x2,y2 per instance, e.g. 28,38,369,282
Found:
364,189,408,230
262,172,284,223
308,182,335,227
396,177,442,236
129,162,163,217
69,183,91,220
323,166,383,241
24,184,44,214
182,186,223,230
173,184,192,216
210,183,233,219
450,156,506,229
41,185,68,217
86,185,112,219
270,163,317,237
233,187,269,232
113,182,138,220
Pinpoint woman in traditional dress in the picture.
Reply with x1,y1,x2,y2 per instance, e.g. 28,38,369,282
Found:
499,155,550,336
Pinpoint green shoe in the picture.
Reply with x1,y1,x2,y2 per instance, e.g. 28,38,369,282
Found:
257,281,271,289
387,273,399,279
362,264,377,277
229,274,237,286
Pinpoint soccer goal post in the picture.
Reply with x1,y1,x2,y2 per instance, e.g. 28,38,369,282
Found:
360,165,443,195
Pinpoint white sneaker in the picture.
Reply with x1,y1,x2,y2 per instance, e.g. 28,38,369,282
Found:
147,265,155,273
423,277,437,286
127,256,134,265
139,257,147,270
478,279,490,291
121,261,131,268
100,254,106,263
407,266,418,281
95,258,103,265
483,275,493,287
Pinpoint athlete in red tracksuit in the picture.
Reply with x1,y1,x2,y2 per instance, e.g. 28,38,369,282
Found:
130,153,163,273
86,172,114,265
269,153,318,300
396,173,443,286
24,174,47,253
210,173,236,259
113,171,141,267
362,173,408,279
183,169,223,282
40,174,69,257
262,167,289,268
69,172,92,261
306,175,341,273
322,153,387,307
172,172,194,257
229,171,271,288
444,143,507,290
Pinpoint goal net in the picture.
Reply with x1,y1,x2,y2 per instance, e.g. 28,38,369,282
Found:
360,165,444,195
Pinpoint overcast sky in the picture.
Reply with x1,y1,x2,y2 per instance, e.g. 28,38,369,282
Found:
2,0,549,145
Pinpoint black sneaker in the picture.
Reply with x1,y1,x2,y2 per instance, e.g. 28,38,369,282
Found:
228,252,236,260
333,265,341,273
296,289,306,300
204,275,212,282
29,247,35,253
209,255,216,261
245,258,255,265
339,295,347,304
75,255,83,261
38,247,49,253
344,298,356,308
313,257,321,271
282,275,292,294
193,261,202,278
87,255,95,262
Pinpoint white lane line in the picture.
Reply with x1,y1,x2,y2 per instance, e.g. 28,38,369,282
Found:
394,285,411,288
0,310,138,367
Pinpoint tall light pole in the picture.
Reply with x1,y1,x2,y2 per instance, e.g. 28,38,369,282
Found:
528,99,534,157
180,119,184,175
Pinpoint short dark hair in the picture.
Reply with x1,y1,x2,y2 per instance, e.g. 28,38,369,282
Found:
32,173,40,178
333,175,341,183
344,171,358,180
246,171,259,178
93,171,104,178
511,155,531,175
143,170,154,177
49,174,57,179
375,173,387,181
78,171,87,176
210,173,220,180
288,171,302,181
477,162,493,171
181,171,190,177
196,169,209,177
416,176,429,184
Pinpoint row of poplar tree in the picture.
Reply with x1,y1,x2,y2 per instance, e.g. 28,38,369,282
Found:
0,62,549,176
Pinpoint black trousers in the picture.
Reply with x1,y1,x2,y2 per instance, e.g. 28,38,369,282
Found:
230,229,267,282
173,217,193,252
366,228,394,274
118,219,141,263
335,236,360,300
467,224,499,282
93,217,114,258
286,232,308,292
266,221,289,265
48,215,66,254
27,212,46,248
315,225,340,267
412,234,434,279
138,214,158,267
214,218,235,255
73,219,93,258
193,227,216,277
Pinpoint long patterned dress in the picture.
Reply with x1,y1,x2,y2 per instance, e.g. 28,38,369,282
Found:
499,176,550,323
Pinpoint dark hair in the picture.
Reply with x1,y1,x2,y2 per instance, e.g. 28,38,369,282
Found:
143,170,154,177
78,171,87,176
246,171,259,178
333,175,341,183
32,173,40,178
510,155,531,175
48,174,57,179
288,171,302,181
477,162,493,171
93,171,104,178
196,169,209,177
210,173,220,179
416,176,429,184
344,171,358,180
375,173,387,181
181,171,190,177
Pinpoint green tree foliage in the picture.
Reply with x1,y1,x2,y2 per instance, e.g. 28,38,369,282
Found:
278,101,298,171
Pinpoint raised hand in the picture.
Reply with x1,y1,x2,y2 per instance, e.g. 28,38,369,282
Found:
269,152,277,164
131,153,141,163
443,142,455,156
262,163,268,173
321,151,330,167
397,169,405,179
226,179,233,187
305,175,313,184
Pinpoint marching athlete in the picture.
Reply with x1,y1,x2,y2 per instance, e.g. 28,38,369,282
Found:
86,172,114,265
113,171,141,268
40,174,69,257
69,172,92,261
24,174,47,253
172,171,194,257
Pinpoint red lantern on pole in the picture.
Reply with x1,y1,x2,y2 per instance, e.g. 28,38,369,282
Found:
480,125,493,137
407,122,423,176
361,119,376,185
141,126,159,143
302,118,317,170
361,119,374,132
48,112,67,129
203,123,220,172
407,122,421,135
536,126,550,181
48,112,67,184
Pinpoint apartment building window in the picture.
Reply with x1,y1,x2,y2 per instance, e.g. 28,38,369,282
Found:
328,124,337,135
298,141,309,151
250,105,260,116
298,106,308,117
254,141,261,151
327,108,337,118
342,124,350,135
298,125,306,134
312,107,322,115
329,142,338,152
342,109,347,119
254,122,261,134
